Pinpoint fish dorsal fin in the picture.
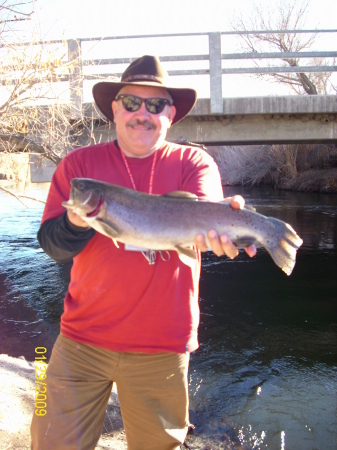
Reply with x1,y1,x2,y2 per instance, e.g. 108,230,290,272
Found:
245,204,256,212
175,245,198,267
164,191,198,200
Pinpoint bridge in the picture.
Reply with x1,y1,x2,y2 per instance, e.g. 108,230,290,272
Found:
2,30,337,157
65,30,337,145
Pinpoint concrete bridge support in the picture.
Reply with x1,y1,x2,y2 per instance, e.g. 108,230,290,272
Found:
167,112,337,145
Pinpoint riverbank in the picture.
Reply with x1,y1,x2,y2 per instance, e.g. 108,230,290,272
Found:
0,354,127,450
208,143,337,193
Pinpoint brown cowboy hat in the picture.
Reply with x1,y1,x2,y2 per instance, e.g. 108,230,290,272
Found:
92,55,197,125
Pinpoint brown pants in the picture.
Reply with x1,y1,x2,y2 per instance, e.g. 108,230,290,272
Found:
30,334,190,450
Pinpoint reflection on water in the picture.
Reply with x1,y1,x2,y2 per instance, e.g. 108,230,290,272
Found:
0,183,336,449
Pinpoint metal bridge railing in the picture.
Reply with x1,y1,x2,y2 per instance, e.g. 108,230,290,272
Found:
2,30,337,115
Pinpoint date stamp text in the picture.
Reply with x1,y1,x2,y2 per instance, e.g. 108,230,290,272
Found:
34,347,47,416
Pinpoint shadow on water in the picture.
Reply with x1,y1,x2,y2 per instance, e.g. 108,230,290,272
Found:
0,183,336,449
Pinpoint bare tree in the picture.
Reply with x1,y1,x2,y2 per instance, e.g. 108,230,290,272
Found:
0,1,101,168
0,0,34,29
232,0,336,95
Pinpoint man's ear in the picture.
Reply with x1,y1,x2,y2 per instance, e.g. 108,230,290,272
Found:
168,105,176,126
111,101,117,124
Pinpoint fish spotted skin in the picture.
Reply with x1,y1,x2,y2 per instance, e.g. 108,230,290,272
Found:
62,178,303,275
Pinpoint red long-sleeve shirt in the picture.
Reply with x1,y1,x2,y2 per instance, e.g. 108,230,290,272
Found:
40,140,223,353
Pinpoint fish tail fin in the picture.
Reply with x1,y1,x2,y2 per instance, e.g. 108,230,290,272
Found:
265,218,303,276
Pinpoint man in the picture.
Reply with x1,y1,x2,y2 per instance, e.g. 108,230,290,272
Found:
31,55,256,450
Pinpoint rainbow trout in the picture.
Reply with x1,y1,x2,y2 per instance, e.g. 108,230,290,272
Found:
62,178,303,275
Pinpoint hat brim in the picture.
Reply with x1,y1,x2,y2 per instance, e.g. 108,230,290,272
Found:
92,81,197,125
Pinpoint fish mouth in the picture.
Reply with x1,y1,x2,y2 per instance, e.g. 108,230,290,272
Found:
86,195,104,217
62,199,74,209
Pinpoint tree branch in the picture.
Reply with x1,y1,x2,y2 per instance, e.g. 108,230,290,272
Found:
231,0,335,95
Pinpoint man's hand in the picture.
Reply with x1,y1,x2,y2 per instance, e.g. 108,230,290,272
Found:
67,210,90,228
194,195,257,259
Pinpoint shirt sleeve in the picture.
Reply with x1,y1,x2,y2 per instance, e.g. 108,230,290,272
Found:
37,212,96,264
37,150,95,263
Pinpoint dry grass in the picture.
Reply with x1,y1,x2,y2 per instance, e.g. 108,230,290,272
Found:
208,144,337,193
282,168,337,193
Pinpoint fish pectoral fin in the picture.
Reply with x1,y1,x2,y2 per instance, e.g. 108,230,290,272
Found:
112,239,120,248
96,220,120,238
164,191,198,200
175,245,197,267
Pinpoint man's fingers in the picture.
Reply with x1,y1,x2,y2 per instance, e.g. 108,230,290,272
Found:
195,234,209,252
230,195,245,210
208,230,226,257
244,245,257,258
67,210,90,228
195,231,256,260
223,195,245,209
195,231,240,259
219,234,239,259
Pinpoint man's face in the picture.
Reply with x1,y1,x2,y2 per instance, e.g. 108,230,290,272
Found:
111,84,176,158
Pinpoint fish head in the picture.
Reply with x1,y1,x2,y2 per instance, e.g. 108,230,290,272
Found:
62,178,104,218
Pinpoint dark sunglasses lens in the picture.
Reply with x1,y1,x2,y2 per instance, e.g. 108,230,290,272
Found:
119,95,170,114
122,96,142,111
145,98,167,114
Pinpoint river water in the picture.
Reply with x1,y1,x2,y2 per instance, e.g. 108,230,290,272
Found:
0,182,336,450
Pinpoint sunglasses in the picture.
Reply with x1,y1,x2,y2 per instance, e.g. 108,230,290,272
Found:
115,94,173,114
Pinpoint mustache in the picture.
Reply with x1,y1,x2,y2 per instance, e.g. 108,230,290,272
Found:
126,119,156,130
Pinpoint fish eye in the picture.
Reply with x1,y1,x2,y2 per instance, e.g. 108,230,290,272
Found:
77,182,86,191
